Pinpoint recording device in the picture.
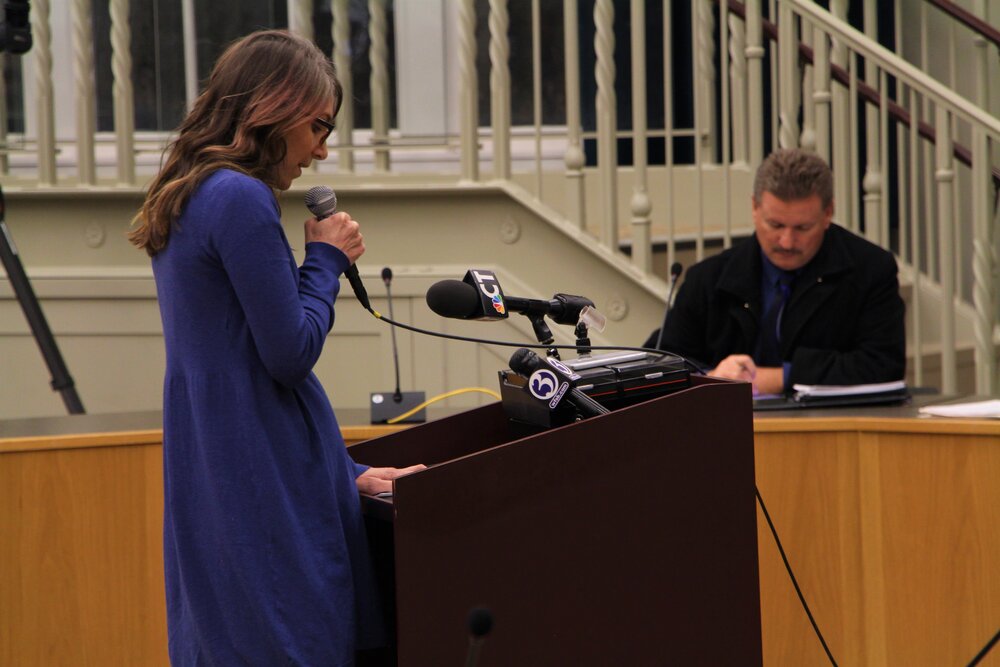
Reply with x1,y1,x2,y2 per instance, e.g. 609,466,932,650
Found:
500,346,690,431
369,266,427,424
654,261,684,350
425,270,596,326
464,607,493,667
0,1,32,54
303,185,372,312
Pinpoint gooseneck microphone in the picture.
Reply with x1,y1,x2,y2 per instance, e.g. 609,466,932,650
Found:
654,261,684,351
382,267,402,401
304,185,372,312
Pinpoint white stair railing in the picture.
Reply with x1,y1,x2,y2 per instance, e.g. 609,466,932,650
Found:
1,0,997,393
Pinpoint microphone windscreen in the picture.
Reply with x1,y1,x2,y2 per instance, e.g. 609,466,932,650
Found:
670,262,683,279
425,280,482,319
304,186,338,218
381,266,393,284
507,347,538,376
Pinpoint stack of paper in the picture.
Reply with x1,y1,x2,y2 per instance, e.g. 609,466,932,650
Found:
792,380,907,398
918,400,1000,418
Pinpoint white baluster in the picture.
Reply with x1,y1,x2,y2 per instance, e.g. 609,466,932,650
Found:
630,0,650,272
728,13,748,165
745,0,764,166
934,107,956,394
777,0,799,149
71,0,95,185
0,53,7,175
287,0,311,39
32,0,56,184
369,0,390,171
812,26,831,163
594,0,618,250
800,22,816,152
563,0,585,230
332,0,354,172
830,0,851,229
861,1,881,243
458,0,479,182
110,0,134,186
489,0,511,180
695,0,716,161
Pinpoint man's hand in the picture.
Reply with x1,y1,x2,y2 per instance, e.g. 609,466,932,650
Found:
710,354,757,383
709,354,784,395
356,464,427,495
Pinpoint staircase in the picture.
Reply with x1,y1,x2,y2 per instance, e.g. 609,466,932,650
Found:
0,0,997,419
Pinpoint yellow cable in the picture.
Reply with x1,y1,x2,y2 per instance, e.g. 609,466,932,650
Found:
385,387,502,425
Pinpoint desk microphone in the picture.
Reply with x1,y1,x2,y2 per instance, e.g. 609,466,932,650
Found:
304,185,372,312
369,267,427,423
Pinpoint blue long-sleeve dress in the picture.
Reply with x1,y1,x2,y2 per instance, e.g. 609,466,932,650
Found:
152,169,383,666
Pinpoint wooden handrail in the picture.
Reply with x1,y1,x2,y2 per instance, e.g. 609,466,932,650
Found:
925,0,1000,50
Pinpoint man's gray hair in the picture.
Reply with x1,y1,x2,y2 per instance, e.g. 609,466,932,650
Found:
752,148,833,208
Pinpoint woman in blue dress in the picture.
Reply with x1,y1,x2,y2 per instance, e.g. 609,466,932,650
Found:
129,30,422,666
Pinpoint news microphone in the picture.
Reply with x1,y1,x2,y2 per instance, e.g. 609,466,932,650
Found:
654,261,684,350
425,270,596,326
464,607,493,667
304,185,372,312
508,348,609,418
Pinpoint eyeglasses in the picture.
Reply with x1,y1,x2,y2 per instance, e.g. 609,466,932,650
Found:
313,117,335,144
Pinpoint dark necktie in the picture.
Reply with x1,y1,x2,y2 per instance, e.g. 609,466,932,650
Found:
755,272,794,366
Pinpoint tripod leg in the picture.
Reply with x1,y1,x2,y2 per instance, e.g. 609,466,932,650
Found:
0,189,85,414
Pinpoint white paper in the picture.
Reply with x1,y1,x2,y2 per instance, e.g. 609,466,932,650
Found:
918,400,1000,419
792,380,907,398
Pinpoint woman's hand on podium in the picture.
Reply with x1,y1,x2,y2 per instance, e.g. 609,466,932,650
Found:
356,464,427,495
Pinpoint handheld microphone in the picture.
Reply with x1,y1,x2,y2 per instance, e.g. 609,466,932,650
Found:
654,261,684,350
369,266,427,423
508,348,609,418
464,607,493,667
304,185,372,312
426,270,597,326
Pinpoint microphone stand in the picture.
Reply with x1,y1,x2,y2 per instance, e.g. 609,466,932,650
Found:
574,322,592,355
525,313,559,359
0,184,85,414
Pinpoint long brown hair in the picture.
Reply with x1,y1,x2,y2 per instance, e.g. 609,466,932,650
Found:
129,30,342,256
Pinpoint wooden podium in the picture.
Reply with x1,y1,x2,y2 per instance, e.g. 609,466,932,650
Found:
349,376,763,666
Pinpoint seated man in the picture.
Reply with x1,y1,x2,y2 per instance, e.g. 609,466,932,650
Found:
645,148,905,395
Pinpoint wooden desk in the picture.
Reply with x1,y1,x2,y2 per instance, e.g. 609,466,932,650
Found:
2,406,998,666
753,407,1000,667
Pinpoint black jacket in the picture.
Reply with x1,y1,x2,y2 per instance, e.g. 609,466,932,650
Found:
647,224,906,386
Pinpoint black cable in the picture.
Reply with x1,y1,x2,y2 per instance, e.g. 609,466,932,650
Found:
369,310,708,375
966,627,1000,667
756,486,838,666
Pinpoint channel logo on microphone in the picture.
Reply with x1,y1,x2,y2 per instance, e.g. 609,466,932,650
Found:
464,269,508,317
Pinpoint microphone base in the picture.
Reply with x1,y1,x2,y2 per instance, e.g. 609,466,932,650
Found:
370,390,427,424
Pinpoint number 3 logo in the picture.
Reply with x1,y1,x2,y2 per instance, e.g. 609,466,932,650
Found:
528,369,559,400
